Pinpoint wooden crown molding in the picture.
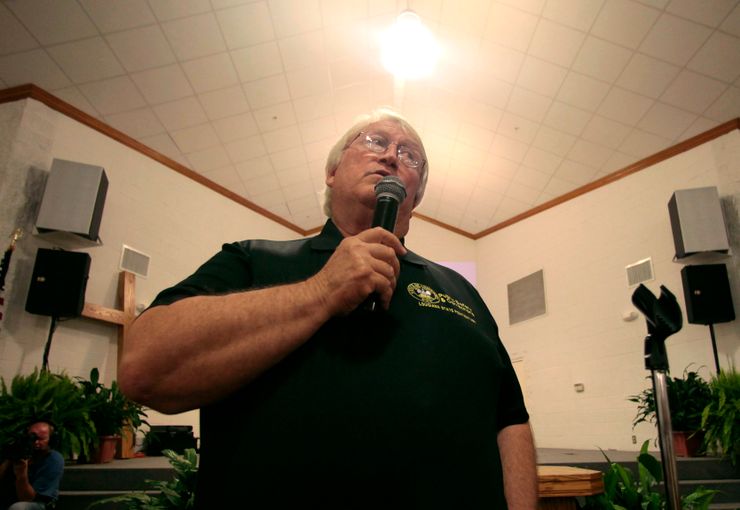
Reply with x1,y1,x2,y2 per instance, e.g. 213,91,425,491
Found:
2,84,738,241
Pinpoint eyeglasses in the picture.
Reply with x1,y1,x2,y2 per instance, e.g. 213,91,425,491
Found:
351,131,425,170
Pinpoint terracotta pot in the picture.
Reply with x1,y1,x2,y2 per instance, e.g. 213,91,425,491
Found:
673,430,704,457
91,435,119,463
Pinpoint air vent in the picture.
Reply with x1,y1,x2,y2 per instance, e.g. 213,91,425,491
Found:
120,245,150,278
626,258,653,287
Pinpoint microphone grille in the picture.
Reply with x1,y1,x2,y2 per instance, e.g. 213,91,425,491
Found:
374,176,407,202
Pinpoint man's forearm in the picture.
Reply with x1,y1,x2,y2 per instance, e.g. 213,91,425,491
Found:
498,422,538,510
14,468,35,501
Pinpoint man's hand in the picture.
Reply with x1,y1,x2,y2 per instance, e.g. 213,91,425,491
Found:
311,227,407,315
12,459,28,478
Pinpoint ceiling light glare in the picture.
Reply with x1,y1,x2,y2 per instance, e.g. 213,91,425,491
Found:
380,10,439,80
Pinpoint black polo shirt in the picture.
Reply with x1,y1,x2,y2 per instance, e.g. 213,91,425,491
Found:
151,220,529,509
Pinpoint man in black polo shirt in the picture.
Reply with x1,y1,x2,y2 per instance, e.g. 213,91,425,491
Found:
120,109,537,509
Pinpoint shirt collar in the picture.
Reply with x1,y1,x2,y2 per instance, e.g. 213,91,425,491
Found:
310,219,427,267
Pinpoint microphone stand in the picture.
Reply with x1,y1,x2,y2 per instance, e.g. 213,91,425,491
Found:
631,284,682,510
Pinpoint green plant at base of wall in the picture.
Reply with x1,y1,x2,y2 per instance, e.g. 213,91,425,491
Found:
580,441,717,510
87,448,198,510
701,367,739,466
78,368,148,438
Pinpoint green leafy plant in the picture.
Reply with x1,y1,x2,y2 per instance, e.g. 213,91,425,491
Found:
78,368,148,437
0,369,97,459
87,448,198,509
581,440,717,510
629,368,711,432
701,367,739,465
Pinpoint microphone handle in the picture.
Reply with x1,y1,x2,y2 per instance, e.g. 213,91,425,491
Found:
362,196,399,312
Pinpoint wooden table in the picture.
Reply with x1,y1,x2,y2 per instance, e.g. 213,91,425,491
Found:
538,466,604,510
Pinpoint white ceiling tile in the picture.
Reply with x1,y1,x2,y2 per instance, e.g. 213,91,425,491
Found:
476,42,525,86
591,0,660,49
660,70,727,114
262,125,301,153
332,82,375,115
251,188,286,208
80,0,156,33
323,23,371,62
201,165,245,192
106,26,176,73
329,58,381,90
507,181,542,203
679,117,721,141
232,42,284,82
172,123,220,153
581,115,632,148
720,3,740,37
703,86,740,122
298,116,337,144
153,96,208,130
47,37,124,84
542,175,579,196
554,159,597,185
162,13,226,60
523,146,563,174
253,102,297,132
532,125,577,156
484,2,539,53
616,53,681,98
6,0,98,45
293,94,335,122
271,147,307,171
600,150,636,174
79,76,147,115
269,0,322,37
469,75,514,109
199,85,250,121
182,52,238,93
517,56,567,97
619,128,671,158
687,32,740,83
498,0,546,15
304,137,334,163
490,134,530,163
567,139,613,168
459,99,504,131
0,4,38,55
186,145,231,172
277,166,311,189
286,191,319,213
234,155,274,182
320,0,367,28
636,0,670,9
529,18,586,68
637,102,697,139
244,74,291,109
665,0,737,27
543,101,592,136
212,112,259,143
216,2,275,50
105,108,165,138
494,196,532,219
0,49,71,90
147,0,212,21
131,64,194,104
572,36,632,83
597,87,654,124
557,72,610,111
51,86,99,117
278,31,326,71
138,132,183,162
286,65,332,99
514,165,551,189
457,122,495,150
542,0,604,31
506,86,553,122
639,13,711,66
498,112,540,143
225,134,268,162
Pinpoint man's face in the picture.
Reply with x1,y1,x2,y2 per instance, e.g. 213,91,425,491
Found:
29,422,51,454
327,119,423,225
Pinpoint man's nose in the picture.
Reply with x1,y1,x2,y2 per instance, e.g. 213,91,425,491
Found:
377,143,399,167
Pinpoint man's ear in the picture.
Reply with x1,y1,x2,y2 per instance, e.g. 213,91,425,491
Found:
325,166,337,187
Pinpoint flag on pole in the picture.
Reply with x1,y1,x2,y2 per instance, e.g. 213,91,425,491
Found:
0,228,24,329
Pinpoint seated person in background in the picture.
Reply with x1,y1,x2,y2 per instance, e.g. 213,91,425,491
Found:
0,421,64,510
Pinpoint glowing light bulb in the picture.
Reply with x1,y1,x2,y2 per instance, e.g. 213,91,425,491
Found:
380,10,439,80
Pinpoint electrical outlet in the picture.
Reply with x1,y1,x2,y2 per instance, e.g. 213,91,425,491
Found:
632,435,637,444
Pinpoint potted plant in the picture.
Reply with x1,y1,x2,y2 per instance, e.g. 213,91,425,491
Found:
78,368,148,463
628,367,712,456
0,369,97,460
701,367,739,465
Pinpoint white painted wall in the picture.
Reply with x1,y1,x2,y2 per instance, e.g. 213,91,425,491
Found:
475,130,740,451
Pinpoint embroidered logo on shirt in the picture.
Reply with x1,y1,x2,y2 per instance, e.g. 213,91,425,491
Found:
407,283,476,324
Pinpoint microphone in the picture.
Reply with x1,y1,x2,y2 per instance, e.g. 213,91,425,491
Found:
363,176,407,312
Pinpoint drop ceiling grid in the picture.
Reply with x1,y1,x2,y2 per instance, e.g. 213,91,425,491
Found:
0,0,738,233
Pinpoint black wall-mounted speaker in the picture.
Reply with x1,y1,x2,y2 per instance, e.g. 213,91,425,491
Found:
25,249,91,318
680,264,735,325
